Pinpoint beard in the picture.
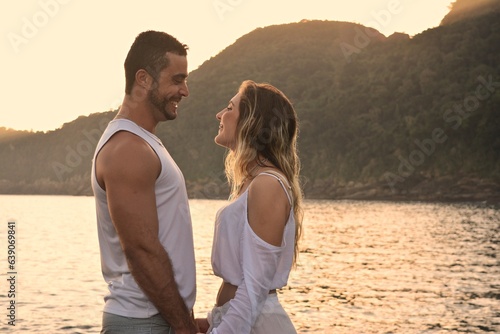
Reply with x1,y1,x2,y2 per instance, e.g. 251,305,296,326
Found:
148,87,178,121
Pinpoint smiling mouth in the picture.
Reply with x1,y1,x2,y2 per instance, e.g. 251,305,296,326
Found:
169,96,182,108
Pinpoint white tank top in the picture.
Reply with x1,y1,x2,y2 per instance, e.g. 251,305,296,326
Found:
211,172,295,333
91,119,196,318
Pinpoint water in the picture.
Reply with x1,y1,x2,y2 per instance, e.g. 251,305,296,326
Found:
0,195,499,333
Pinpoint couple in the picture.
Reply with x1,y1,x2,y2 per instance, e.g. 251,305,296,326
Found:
91,30,304,334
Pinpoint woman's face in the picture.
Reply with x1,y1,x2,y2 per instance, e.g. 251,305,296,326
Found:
215,93,241,150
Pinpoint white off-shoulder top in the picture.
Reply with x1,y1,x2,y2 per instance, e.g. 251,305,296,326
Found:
211,172,295,333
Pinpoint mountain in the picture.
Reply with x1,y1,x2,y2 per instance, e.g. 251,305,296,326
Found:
0,112,115,195
0,127,36,143
441,0,500,26
1,10,499,202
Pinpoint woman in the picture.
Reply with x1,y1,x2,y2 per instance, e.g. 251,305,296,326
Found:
202,80,304,333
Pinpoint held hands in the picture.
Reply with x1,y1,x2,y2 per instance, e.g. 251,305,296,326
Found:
196,317,210,333
175,314,201,334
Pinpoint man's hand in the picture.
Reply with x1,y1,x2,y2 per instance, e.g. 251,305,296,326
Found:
195,318,210,333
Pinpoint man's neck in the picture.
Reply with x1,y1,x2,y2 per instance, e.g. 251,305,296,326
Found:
117,95,157,133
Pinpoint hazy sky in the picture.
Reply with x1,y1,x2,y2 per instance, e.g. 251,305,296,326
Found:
1,0,454,132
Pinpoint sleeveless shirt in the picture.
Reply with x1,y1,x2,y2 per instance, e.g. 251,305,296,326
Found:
91,119,196,318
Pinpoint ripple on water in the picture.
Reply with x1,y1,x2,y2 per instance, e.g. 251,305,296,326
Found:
282,200,500,333
0,196,498,333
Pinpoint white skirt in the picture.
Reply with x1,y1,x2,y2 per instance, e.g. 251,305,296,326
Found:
207,294,297,334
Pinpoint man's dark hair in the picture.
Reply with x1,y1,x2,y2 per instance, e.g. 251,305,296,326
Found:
124,31,188,94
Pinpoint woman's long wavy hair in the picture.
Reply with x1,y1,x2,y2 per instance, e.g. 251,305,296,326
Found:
224,80,304,265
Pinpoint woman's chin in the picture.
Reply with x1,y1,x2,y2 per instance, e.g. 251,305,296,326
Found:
214,136,231,150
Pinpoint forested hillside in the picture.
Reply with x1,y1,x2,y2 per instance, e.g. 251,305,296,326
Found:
441,0,500,26
1,2,499,202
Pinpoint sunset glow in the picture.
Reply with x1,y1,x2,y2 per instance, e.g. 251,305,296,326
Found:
1,0,453,131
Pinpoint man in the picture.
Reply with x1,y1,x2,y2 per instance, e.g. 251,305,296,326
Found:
91,31,198,334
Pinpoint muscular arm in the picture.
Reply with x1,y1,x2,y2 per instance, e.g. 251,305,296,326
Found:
96,131,197,334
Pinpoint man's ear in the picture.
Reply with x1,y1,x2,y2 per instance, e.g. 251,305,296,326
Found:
135,69,153,91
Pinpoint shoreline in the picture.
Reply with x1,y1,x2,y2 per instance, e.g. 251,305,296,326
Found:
0,176,499,205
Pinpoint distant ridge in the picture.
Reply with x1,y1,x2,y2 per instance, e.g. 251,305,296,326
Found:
441,0,500,26
0,127,36,143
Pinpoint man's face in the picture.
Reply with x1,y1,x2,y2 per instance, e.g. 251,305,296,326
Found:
148,52,189,121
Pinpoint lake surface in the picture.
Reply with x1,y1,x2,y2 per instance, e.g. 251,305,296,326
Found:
0,195,498,333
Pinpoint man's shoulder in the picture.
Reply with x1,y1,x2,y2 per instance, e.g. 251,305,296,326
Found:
98,130,159,169
105,130,151,152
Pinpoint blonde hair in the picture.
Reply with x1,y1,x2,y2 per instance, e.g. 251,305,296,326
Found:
224,80,304,265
